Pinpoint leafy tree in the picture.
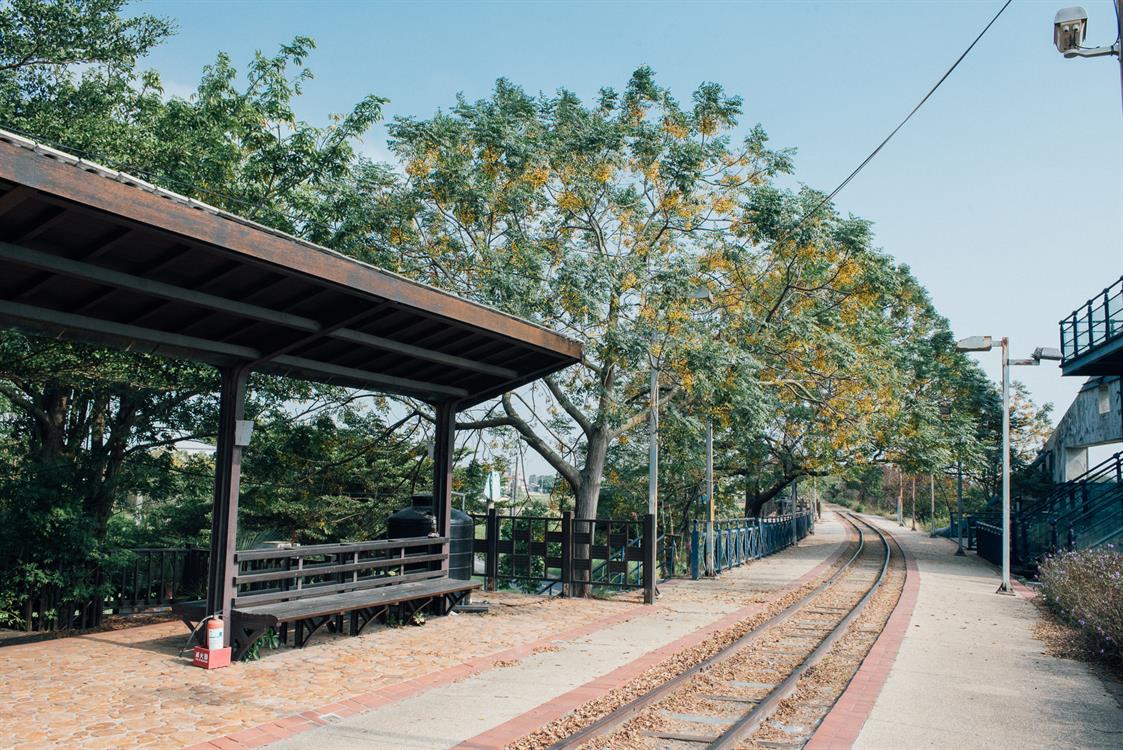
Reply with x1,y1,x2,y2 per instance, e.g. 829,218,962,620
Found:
385,69,791,520
0,0,389,623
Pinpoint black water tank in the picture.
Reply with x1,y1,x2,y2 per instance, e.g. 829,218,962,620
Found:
448,506,473,582
386,494,474,581
387,494,438,539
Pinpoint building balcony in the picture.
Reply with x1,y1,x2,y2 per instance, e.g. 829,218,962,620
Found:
1061,275,1123,376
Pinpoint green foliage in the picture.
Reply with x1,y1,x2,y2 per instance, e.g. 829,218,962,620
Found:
0,1,1028,630
0,0,393,627
239,627,281,661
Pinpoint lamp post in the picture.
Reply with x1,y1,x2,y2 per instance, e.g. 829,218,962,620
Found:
955,336,1062,594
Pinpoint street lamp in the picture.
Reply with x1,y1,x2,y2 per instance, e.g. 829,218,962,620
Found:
1052,4,1123,121
955,336,1062,594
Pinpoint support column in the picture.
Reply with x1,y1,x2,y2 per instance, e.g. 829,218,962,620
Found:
206,365,250,647
433,400,457,573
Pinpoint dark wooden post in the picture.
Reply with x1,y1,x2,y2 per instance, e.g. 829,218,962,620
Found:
206,365,250,647
561,511,573,597
485,507,499,591
432,400,458,574
643,513,656,605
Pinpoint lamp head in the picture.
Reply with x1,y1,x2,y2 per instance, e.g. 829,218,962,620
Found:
1054,6,1088,54
1033,346,1063,361
955,335,994,352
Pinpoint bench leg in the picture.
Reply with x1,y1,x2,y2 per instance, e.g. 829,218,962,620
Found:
295,616,332,648
353,605,388,636
232,621,268,662
280,622,288,646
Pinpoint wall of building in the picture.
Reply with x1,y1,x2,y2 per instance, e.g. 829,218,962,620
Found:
1042,376,1122,482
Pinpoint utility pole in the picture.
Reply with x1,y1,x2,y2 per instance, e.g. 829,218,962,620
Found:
647,366,659,601
897,469,904,527
705,419,714,576
929,474,936,537
955,460,966,555
910,476,916,531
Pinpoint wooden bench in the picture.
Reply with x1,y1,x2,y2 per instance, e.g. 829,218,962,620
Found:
172,537,480,660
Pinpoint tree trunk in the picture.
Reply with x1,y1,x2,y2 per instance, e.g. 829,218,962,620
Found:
574,427,609,520
569,427,610,595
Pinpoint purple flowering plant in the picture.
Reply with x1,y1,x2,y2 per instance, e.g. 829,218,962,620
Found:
1039,546,1123,662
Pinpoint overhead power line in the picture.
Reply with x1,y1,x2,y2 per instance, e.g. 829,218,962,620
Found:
778,0,1014,243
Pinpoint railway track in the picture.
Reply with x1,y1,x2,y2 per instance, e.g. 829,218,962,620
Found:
543,513,902,750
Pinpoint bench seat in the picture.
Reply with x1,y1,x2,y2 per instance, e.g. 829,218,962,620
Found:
173,574,480,660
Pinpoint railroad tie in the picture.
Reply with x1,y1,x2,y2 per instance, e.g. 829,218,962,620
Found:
661,711,737,726
643,730,718,744
700,694,760,704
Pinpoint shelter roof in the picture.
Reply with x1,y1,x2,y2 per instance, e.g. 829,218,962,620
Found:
0,130,581,406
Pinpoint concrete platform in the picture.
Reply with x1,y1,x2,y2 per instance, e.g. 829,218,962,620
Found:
260,513,851,750
810,513,1123,750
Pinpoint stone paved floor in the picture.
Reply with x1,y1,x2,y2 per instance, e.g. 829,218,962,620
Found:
0,590,638,750
0,518,848,750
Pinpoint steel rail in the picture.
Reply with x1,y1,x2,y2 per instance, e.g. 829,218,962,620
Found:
706,514,893,749
546,513,868,750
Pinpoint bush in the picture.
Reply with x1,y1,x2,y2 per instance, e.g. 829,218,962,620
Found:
1039,546,1123,661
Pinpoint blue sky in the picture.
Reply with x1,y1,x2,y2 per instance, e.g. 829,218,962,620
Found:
141,0,1122,431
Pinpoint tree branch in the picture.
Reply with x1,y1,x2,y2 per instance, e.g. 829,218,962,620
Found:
543,374,593,438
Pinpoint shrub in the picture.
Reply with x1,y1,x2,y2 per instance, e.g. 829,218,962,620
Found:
1039,546,1123,661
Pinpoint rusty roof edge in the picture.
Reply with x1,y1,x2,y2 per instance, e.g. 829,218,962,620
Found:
0,127,583,356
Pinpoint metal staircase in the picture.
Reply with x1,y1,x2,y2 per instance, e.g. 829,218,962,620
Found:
1015,450,1123,566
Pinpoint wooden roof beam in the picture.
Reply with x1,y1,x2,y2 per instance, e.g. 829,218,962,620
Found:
1,241,518,378
0,300,471,399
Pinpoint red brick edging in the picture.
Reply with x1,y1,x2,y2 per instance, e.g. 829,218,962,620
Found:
454,515,856,750
187,514,853,750
183,602,653,749
804,524,919,750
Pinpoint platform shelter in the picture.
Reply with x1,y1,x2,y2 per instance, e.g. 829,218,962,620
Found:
0,129,582,648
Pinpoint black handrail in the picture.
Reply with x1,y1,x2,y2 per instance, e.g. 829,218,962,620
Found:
1060,275,1123,364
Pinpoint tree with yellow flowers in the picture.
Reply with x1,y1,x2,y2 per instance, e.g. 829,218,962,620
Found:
384,68,791,519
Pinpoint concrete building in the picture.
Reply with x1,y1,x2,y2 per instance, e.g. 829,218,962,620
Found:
1039,375,1122,482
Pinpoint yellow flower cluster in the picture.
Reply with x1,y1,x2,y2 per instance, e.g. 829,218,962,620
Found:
662,118,688,139
557,191,583,212
526,166,550,189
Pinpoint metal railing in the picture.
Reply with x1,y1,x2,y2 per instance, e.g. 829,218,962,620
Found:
470,510,656,599
688,511,815,580
1060,275,1123,365
1017,450,1122,565
110,547,208,614
6,546,210,632
977,521,1003,566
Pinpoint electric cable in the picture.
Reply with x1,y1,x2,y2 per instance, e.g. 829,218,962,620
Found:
773,0,1014,245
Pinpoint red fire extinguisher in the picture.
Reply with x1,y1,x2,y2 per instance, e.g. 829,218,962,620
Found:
206,617,224,650
193,615,231,669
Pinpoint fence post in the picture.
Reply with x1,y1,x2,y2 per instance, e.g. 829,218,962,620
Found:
690,521,700,580
643,513,656,605
561,511,573,597
485,507,499,592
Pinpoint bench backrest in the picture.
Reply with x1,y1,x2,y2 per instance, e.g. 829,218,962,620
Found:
232,536,448,608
